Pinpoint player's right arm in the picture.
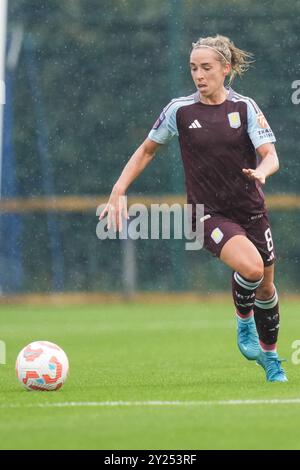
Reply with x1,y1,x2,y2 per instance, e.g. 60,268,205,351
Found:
100,99,179,231
99,138,161,231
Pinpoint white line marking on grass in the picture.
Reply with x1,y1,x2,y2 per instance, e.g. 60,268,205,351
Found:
2,398,300,409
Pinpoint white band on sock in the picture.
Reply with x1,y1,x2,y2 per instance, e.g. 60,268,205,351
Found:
255,288,278,310
234,272,263,290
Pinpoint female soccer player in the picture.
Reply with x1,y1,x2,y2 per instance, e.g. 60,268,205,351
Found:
100,34,287,382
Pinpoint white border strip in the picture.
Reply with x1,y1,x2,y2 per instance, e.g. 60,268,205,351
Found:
1,399,299,409
0,0,7,198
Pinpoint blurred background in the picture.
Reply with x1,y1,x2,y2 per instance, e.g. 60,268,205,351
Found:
1,0,300,298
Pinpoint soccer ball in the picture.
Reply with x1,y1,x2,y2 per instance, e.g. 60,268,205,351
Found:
16,341,69,391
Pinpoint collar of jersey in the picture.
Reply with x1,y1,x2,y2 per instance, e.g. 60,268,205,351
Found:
194,85,234,104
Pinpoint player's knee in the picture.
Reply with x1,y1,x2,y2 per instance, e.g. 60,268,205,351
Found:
256,282,276,300
242,259,264,282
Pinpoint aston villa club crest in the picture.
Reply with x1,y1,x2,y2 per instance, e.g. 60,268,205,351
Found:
228,112,241,129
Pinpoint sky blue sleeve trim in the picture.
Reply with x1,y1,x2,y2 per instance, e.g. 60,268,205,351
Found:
253,137,276,150
147,97,196,145
246,100,276,149
147,130,167,144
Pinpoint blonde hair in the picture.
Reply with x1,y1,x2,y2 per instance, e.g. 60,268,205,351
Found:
192,34,254,84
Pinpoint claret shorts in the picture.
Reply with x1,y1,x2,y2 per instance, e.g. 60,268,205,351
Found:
201,210,276,267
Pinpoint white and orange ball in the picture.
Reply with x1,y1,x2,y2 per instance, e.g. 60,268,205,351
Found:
16,341,69,391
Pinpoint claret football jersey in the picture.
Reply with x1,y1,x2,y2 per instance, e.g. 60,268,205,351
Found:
148,86,276,221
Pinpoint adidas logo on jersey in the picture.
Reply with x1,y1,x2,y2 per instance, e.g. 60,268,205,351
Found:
189,119,202,129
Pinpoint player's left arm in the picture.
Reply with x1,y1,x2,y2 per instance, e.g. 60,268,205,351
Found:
242,143,279,185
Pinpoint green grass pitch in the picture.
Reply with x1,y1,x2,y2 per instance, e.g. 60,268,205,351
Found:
0,299,299,450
